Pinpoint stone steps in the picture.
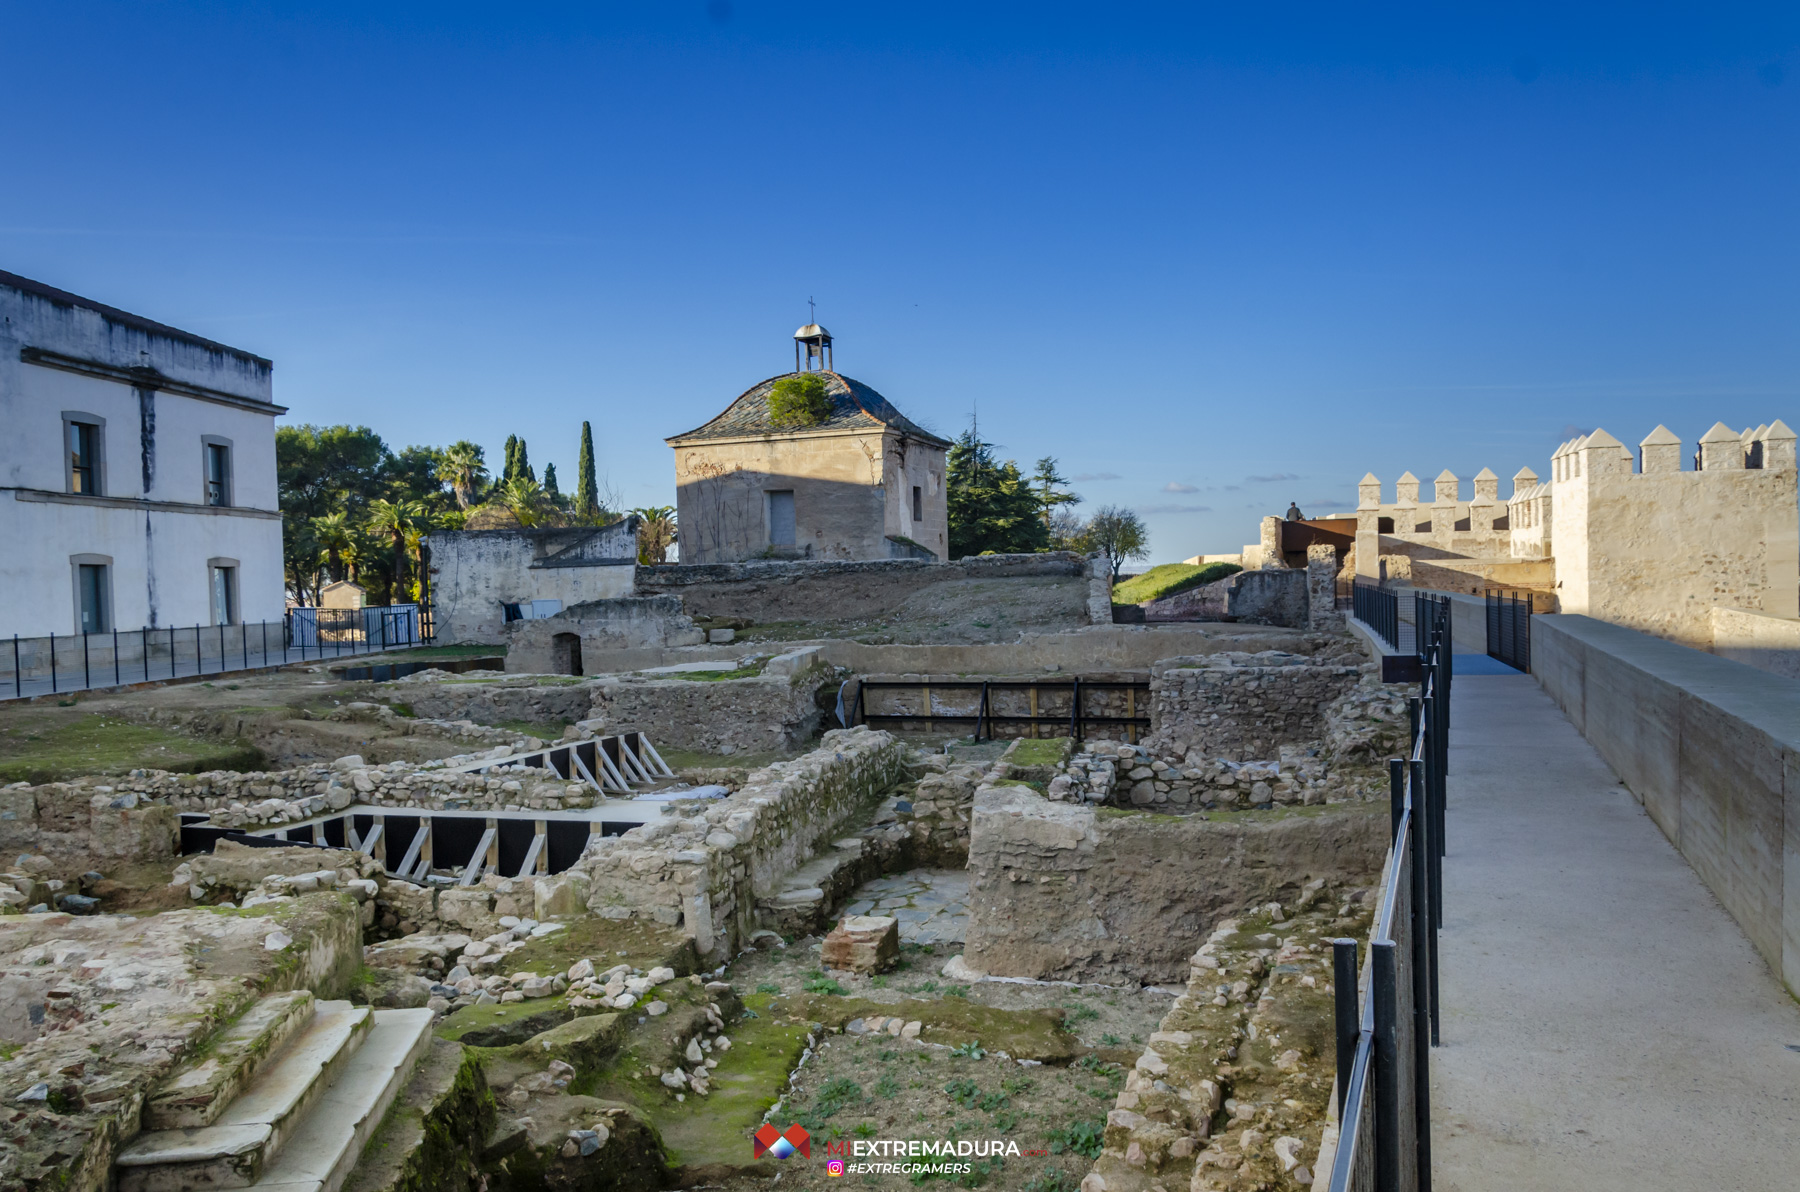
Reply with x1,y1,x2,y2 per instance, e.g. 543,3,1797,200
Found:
248,1008,435,1192
144,990,319,1130
116,1001,373,1192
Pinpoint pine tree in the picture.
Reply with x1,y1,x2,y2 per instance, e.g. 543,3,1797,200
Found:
946,429,1051,559
1031,457,1081,526
576,421,600,520
542,462,560,502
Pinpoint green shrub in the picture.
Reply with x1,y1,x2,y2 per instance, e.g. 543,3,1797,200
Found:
768,374,832,427
803,971,848,996
1045,1119,1106,1159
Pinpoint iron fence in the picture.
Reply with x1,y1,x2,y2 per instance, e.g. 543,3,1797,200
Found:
1485,591,1531,672
3,604,433,700
1327,593,1450,1192
849,677,1152,743
1354,581,1400,651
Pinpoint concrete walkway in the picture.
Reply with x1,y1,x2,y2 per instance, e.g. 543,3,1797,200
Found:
1432,673,1800,1191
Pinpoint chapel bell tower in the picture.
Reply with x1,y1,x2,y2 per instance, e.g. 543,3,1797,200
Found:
794,299,833,372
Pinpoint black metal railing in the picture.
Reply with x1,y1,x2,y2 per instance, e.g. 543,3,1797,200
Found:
1485,591,1531,672
4,604,433,700
1328,593,1451,1192
1354,581,1400,651
850,677,1151,743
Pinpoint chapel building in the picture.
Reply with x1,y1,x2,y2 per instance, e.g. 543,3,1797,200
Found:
666,324,949,564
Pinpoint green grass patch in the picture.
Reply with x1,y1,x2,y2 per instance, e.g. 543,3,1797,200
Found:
1005,737,1072,767
0,711,264,784
1111,562,1242,605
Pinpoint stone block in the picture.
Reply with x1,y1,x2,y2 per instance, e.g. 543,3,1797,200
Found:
820,915,900,974
533,872,592,920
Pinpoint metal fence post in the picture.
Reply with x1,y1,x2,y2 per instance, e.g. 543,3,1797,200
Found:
1372,939,1400,1192
11,635,19,699
1388,758,1406,842
1414,756,1440,1045
1332,938,1360,1113
1409,793,1434,1190
82,631,90,690
113,627,120,687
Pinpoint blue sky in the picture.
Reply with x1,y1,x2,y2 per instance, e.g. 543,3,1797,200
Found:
2,3,1795,563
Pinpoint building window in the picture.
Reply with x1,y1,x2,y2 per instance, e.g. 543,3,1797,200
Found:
209,560,239,626
912,485,923,522
66,419,102,494
71,555,112,634
203,438,234,506
768,490,796,546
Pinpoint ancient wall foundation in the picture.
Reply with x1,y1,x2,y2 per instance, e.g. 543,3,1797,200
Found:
1146,653,1365,761
960,784,1387,984
574,727,912,962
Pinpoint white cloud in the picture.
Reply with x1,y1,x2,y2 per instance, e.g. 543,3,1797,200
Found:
1139,503,1212,514
1245,472,1303,483
1163,482,1199,493
1072,472,1121,482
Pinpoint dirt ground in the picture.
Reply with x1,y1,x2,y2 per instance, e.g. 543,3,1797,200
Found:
705,932,1174,1192
737,576,1091,646
0,658,492,781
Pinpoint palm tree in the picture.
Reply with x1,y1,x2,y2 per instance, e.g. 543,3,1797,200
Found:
311,511,355,582
436,441,489,510
367,498,428,601
498,476,551,528
628,505,677,565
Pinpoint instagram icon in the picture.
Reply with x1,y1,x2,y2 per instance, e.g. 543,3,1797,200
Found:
826,1160,846,1177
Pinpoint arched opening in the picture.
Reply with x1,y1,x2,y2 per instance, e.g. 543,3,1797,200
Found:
552,632,583,677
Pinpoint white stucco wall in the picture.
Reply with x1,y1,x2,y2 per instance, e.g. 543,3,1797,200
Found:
427,526,638,644
0,273,283,635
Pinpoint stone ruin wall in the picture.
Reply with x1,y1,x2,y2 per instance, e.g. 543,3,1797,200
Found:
585,670,835,756
575,727,911,962
959,784,1387,984
1144,653,1367,762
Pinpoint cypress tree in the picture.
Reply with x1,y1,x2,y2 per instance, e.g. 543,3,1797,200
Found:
501,434,519,485
514,438,534,484
576,422,599,519
543,462,561,501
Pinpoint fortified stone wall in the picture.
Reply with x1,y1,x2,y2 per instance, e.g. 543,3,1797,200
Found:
960,783,1387,984
575,727,911,962
1145,653,1365,761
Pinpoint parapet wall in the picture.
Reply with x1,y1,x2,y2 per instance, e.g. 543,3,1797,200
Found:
575,727,911,961
1532,614,1800,998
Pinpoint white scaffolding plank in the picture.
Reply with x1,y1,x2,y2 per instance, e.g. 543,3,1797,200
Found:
516,834,545,879
619,742,653,784
346,823,362,852
358,823,383,858
460,827,496,886
569,750,606,795
596,748,632,793
638,735,676,778
395,825,428,877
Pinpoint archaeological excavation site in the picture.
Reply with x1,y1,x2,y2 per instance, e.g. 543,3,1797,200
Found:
0,553,1415,1192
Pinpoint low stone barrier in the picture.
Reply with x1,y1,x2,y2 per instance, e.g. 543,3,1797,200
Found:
1533,613,1800,996
574,727,911,962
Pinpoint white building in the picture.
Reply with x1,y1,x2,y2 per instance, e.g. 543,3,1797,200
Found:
0,270,285,637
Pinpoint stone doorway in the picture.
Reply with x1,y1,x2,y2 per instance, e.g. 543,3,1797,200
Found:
551,632,583,676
